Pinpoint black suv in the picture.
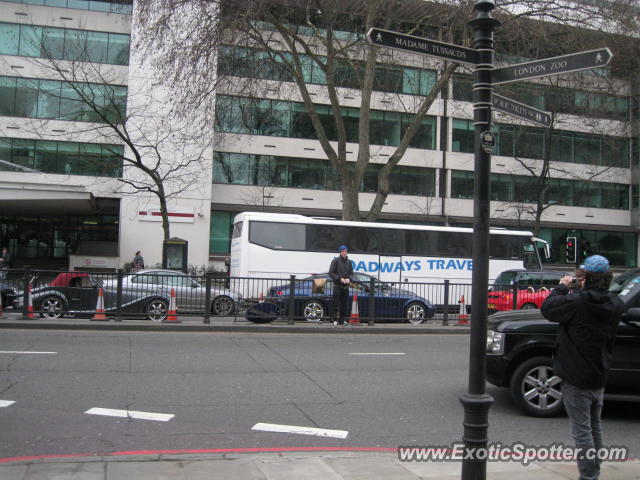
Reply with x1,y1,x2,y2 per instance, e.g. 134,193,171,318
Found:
486,270,640,417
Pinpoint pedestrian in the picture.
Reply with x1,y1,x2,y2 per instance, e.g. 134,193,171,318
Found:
132,250,145,271
329,245,353,327
0,247,11,280
541,255,623,480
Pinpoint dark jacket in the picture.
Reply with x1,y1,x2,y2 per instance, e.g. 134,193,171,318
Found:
541,284,623,389
329,255,353,286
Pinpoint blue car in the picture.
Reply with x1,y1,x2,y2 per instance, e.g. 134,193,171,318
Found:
260,272,435,324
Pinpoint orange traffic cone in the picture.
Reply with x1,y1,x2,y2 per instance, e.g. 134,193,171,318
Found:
457,295,469,325
92,288,108,321
349,294,360,325
23,284,35,320
162,288,181,323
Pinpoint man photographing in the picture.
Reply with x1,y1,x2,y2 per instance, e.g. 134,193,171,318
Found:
329,245,353,327
541,255,623,480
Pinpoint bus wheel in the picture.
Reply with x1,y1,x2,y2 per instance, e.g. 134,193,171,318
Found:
520,303,538,310
303,299,325,322
406,302,426,324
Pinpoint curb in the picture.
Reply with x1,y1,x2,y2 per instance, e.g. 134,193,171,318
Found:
0,319,470,335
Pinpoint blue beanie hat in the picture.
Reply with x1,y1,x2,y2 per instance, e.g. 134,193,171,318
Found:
580,255,610,272
339,245,348,251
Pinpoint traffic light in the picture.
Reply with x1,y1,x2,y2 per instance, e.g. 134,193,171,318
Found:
566,236,577,264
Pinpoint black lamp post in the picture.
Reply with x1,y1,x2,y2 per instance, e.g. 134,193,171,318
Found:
459,2,500,479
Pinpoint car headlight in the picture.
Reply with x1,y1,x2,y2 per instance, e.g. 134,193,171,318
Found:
486,330,505,355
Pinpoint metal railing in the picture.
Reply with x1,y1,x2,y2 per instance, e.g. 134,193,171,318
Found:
0,267,556,325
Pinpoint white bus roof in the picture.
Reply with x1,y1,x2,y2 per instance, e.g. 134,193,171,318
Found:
233,212,534,237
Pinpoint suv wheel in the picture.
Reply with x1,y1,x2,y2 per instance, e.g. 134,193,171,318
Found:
509,356,564,417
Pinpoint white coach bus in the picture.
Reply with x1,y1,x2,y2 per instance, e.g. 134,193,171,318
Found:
230,212,548,295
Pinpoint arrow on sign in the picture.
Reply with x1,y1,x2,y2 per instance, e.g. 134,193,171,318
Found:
492,94,552,128
366,28,477,65
492,48,612,85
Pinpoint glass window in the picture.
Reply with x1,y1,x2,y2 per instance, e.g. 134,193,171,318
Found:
420,70,437,95
452,74,473,101
391,166,435,196
249,221,306,250
85,31,109,63
0,77,16,116
42,27,66,59
89,0,113,12
59,83,84,120
402,68,421,95
370,110,397,146
34,140,59,172
0,23,20,56
406,115,435,149
452,119,473,153
107,33,129,65
14,78,39,118
550,131,573,163
209,212,236,253
64,28,87,61
11,138,36,170
451,170,474,199
495,124,515,157
0,138,12,168
18,25,42,57
514,126,544,159
55,141,80,174
77,142,102,175
213,152,249,184
36,80,61,119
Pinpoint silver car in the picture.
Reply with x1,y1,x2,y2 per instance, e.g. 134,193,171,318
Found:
102,269,242,318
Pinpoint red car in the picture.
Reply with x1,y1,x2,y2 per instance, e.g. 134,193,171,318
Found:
488,286,552,312
488,269,566,313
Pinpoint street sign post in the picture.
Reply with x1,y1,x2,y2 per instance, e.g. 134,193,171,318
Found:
492,48,612,84
366,27,478,65
492,93,552,127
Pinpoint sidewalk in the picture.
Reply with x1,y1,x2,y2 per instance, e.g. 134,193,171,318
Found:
0,310,470,334
1,451,638,479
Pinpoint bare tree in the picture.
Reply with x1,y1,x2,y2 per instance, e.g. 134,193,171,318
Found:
136,0,479,221
135,0,638,223
486,5,639,236
16,27,213,242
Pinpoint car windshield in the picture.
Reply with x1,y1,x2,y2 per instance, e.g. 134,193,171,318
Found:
612,270,640,296
609,270,640,293
493,271,517,286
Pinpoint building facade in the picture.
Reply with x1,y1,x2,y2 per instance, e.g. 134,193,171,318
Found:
0,0,638,271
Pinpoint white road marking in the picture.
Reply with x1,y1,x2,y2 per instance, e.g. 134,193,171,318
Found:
0,351,57,355
348,352,406,355
0,400,15,407
252,422,349,439
85,407,174,422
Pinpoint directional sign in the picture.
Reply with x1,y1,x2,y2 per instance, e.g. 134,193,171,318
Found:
366,28,477,65
492,94,551,128
492,48,612,85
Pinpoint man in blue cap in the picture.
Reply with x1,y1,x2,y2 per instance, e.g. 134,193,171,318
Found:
541,255,624,480
329,245,353,326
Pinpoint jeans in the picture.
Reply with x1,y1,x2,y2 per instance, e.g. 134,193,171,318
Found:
332,284,350,324
562,382,604,480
